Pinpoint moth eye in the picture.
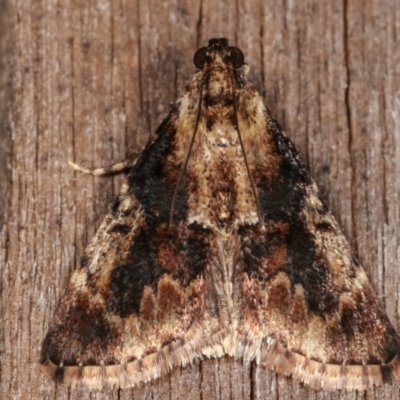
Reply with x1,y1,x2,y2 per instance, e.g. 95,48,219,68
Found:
225,47,245,69
193,47,211,69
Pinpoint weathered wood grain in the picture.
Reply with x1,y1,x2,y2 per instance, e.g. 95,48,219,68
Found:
1,0,399,398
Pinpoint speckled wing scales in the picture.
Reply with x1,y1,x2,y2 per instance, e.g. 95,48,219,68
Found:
41,38,400,391
238,113,400,390
40,110,215,389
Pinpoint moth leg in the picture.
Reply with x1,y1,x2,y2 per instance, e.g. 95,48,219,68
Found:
68,150,142,176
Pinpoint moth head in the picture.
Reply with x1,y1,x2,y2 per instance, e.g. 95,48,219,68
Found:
193,38,245,70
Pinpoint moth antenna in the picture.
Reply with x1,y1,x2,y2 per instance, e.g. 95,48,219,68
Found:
169,67,208,224
229,65,263,226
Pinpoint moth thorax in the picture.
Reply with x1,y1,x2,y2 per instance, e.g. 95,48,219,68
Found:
206,71,234,96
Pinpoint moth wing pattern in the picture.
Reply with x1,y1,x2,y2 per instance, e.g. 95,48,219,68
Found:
40,115,217,389
40,38,400,391
238,111,400,390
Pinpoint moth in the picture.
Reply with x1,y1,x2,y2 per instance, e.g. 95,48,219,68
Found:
41,38,400,391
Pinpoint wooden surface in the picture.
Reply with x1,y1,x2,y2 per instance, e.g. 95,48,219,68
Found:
1,0,400,399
